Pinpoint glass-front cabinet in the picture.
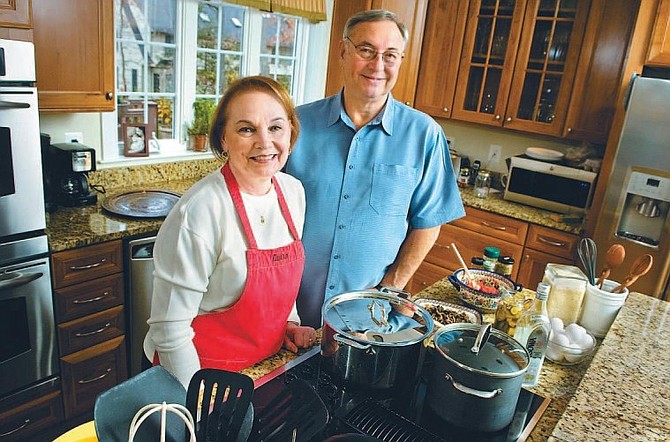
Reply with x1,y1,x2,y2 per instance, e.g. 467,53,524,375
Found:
451,0,590,137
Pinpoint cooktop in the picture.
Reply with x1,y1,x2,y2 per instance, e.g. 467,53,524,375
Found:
250,347,550,442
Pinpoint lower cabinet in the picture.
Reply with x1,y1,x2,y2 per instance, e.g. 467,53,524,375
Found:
0,390,64,441
408,207,580,295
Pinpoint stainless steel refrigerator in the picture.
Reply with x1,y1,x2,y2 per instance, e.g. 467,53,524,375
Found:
593,74,670,300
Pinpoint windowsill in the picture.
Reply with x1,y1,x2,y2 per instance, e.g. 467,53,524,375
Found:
97,146,215,169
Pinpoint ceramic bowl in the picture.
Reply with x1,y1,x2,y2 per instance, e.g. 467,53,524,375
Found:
448,268,518,313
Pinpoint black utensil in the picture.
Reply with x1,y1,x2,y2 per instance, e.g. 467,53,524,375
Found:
249,379,329,442
185,368,255,442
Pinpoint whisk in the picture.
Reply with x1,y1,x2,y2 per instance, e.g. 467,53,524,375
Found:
578,237,598,285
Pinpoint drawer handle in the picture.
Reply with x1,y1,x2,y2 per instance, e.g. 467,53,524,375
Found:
75,322,112,337
72,292,109,304
78,367,112,384
538,236,565,247
481,220,507,231
69,258,107,271
434,243,450,249
0,419,30,437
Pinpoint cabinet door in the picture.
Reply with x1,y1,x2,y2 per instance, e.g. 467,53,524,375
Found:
33,0,114,112
0,390,63,442
51,240,123,289
324,0,428,106
504,0,590,136
563,0,638,144
408,260,451,295
451,0,527,127
516,247,572,289
414,0,469,118
646,0,670,66
0,0,32,41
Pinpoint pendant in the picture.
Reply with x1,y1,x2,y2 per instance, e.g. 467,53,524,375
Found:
260,215,265,224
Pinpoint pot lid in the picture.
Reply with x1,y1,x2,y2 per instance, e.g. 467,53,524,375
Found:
323,290,434,346
102,190,181,218
434,323,529,378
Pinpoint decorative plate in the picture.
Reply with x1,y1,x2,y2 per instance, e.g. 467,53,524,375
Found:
413,298,482,327
525,147,564,161
102,190,181,218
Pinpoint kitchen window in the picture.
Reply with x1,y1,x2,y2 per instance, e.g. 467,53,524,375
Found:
102,0,330,163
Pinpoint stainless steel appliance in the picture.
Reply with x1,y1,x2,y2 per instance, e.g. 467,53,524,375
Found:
593,72,670,299
0,38,59,401
126,235,156,377
43,142,98,207
503,155,598,214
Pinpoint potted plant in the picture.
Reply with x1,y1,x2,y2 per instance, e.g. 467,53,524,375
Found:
187,98,216,152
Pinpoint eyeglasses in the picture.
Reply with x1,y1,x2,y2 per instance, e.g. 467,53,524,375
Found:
345,36,404,66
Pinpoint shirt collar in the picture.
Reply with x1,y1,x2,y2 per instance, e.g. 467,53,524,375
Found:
328,89,396,135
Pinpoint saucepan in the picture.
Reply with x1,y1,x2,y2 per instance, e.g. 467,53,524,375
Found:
320,288,434,390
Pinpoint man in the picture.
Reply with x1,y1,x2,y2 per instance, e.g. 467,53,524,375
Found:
285,9,465,327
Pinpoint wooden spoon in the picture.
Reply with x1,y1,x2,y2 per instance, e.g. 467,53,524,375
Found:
450,243,480,289
612,254,653,294
597,244,626,288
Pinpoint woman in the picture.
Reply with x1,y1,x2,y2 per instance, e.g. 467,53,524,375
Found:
144,76,317,387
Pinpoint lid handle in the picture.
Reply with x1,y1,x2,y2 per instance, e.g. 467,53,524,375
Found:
471,323,491,355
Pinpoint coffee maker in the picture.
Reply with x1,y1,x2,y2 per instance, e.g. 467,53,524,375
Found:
43,141,98,207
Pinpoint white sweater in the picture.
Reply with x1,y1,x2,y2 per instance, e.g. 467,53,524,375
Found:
144,169,305,386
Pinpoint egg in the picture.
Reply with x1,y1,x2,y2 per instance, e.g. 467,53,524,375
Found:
550,317,565,333
564,343,584,362
576,332,595,350
546,342,564,362
564,323,587,344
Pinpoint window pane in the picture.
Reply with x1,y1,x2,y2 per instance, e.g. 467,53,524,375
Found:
117,41,146,93
148,46,176,93
219,54,243,95
261,15,296,56
221,7,244,51
198,3,219,49
260,58,294,93
149,1,176,43
155,97,174,139
116,0,146,40
196,52,218,95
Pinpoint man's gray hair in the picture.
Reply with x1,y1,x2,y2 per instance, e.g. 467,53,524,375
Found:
343,9,409,43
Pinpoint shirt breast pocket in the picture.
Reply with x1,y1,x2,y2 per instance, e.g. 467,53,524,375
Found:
370,164,418,216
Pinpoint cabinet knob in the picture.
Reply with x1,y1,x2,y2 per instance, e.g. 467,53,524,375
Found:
443,107,449,112
405,101,411,106
105,92,114,100
495,114,501,120
505,116,512,122
567,127,573,133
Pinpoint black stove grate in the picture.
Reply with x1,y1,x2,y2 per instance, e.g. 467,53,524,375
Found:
341,398,447,442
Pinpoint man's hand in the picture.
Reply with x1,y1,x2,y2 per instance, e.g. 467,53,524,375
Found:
283,322,317,353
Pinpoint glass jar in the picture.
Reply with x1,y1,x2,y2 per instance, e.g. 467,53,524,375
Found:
458,167,470,188
493,288,533,336
482,246,500,271
542,263,588,324
496,256,515,277
474,170,491,198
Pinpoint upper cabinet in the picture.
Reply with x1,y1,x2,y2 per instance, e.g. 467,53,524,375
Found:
324,0,428,107
0,0,32,41
33,0,114,112
646,0,670,66
451,0,590,138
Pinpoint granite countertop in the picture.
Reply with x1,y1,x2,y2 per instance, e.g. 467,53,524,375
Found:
45,160,582,252
238,280,670,441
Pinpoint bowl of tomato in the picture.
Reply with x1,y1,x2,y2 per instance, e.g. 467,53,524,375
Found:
448,268,520,313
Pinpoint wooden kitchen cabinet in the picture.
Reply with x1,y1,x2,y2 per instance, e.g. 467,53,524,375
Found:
516,224,579,289
0,390,64,442
562,0,639,144
324,0,428,107
450,0,589,138
646,0,670,66
414,0,469,118
32,0,114,112
0,0,32,41
51,240,128,420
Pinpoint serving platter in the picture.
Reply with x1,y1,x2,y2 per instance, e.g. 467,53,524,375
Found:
414,298,482,327
102,190,181,218
525,147,564,161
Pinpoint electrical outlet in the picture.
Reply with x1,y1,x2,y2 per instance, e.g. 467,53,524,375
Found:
488,144,502,163
446,136,456,149
65,132,84,144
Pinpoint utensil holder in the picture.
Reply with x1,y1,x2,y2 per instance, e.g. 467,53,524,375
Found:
578,279,628,338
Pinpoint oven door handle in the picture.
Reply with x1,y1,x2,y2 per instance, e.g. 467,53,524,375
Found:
0,100,31,109
0,271,43,291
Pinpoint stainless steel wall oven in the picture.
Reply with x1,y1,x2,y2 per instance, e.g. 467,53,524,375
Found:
0,38,58,402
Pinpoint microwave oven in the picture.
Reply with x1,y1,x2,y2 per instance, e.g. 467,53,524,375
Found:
503,156,598,213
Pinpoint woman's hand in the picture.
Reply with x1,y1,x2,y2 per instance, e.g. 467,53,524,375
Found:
283,322,317,353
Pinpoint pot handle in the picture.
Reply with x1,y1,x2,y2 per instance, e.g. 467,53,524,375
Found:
444,373,502,399
378,286,410,299
448,275,462,292
333,333,374,352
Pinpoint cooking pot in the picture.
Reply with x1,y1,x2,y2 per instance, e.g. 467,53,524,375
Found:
426,323,529,432
321,288,434,390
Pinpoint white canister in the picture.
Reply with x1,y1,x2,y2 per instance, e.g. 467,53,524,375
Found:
578,279,629,338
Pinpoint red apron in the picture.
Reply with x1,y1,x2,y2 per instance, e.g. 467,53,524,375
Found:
188,164,304,371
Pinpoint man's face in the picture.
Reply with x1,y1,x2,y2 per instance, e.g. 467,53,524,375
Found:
340,20,405,103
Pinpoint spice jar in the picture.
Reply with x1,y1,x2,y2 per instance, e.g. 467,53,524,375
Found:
482,246,500,271
458,167,470,188
542,264,588,324
495,256,515,277
474,170,491,198
493,289,534,336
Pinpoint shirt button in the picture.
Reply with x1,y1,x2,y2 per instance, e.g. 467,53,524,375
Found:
334,254,340,259
338,224,345,229
343,194,349,199
329,285,335,290
348,165,354,170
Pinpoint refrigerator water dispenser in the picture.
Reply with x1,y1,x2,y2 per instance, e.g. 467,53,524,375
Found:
616,171,670,247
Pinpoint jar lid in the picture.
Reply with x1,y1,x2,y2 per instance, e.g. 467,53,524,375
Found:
478,170,491,177
498,255,515,264
322,290,434,346
483,246,500,259
433,323,529,378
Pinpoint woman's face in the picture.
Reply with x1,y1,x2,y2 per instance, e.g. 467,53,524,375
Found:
223,91,292,189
